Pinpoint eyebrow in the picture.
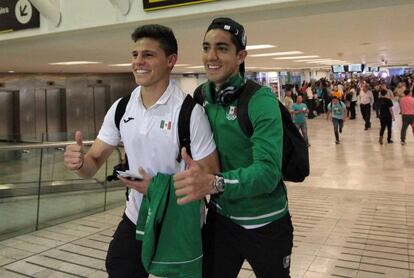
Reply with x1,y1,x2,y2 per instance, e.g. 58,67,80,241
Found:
131,49,157,55
203,42,231,47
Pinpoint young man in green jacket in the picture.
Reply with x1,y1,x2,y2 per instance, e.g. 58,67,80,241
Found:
174,17,294,278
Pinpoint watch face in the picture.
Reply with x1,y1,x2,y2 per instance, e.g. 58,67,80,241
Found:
216,176,225,192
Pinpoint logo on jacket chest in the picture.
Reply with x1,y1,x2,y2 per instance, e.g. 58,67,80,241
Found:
226,106,238,121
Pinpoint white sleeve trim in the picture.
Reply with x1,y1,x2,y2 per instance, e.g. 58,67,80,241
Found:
97,98,122,146
188,104,216,161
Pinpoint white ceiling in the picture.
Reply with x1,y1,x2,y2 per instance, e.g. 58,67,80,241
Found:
0,0,413,74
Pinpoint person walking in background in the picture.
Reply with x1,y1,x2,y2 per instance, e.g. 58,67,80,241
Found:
399,89,414,145
283,89,294,113
331,85,343,101
358,84,374,130
291,95,310,146
378,89,395,144
349,83,358,119
372,84,380,118
327,96,347,144
306,83,315,119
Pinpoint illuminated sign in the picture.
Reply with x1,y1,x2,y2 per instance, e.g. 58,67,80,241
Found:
143,0,216,11
0,0,39,33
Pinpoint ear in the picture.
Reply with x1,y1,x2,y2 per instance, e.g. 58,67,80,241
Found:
237,50,247,66
167,53,177,69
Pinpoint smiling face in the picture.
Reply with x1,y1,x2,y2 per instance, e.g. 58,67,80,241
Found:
131,38,176,89
202,29,247,88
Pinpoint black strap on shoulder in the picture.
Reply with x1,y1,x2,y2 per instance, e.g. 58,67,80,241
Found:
176,94,197,162
237,80,262,138
193,84,205,106
113,95,131,201
115,95,131,130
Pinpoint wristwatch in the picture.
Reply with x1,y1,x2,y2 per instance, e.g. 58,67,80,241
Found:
212,174,225,194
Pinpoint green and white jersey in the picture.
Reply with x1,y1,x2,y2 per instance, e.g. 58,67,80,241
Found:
201,74,288,228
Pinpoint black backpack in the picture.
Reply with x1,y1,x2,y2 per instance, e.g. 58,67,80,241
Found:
194,80,309,182
106,94,196,188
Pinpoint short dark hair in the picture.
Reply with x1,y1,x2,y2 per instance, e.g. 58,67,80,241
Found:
404,89,410,96
380,89,387,96
131,24,177,56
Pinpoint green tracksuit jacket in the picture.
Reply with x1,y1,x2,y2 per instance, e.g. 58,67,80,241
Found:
201,74,288,226
136,174,202,278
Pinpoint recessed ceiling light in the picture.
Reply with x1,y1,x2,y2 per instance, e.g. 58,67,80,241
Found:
48,61,102,65
250,51,304,57
294,58,333,62
306,60,341,63
186,66,204,69
246,44,276,50
273,55,320,60
8,70,15,73
108,63,131,67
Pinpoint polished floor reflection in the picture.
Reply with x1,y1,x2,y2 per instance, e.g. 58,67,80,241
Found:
0,106,413,278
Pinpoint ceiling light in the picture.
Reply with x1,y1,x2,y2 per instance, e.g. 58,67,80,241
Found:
108,63,130,67
306,60,341,64
8,70,15,73
48,61,102,65
273,55,320,60
246,44,276,50
175,64,191,67
250,51,304,57
294,58,333,62
186,66,204,69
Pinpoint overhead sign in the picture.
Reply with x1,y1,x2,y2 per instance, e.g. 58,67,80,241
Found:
143,0,216,11
0,0,40,33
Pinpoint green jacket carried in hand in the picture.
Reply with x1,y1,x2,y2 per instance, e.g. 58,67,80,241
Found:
136,173,202,278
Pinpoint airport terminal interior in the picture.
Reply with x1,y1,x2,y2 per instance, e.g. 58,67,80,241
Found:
0,0,413,277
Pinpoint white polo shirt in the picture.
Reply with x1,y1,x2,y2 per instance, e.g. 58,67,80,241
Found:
98,81,216,224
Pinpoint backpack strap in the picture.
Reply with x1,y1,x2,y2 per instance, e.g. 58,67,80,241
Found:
193,84,205,106
176,94,197,162
115,95,131,130
113,95,131,200
237,80,262,138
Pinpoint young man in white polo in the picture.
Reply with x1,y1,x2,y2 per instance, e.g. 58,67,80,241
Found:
64,24,219,278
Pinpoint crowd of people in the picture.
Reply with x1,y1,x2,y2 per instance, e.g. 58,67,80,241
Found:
283,74,414,145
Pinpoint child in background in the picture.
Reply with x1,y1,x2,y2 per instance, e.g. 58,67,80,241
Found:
327,97,347,144
291,95,310,146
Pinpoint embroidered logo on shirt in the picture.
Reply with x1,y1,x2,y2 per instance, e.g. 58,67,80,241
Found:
226,106,237,121
160,120,172,130
123,117,134,123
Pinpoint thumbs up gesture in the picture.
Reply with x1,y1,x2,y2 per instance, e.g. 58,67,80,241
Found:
64,131,85,171
173,148,216,205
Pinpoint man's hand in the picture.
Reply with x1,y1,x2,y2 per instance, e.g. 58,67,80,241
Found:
118,167,152,195
64,131,85,171
174,148,216,205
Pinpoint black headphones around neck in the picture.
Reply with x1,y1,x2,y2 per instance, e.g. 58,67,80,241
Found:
212,81,245,106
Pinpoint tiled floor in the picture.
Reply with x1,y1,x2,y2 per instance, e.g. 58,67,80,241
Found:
0,106,413,277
